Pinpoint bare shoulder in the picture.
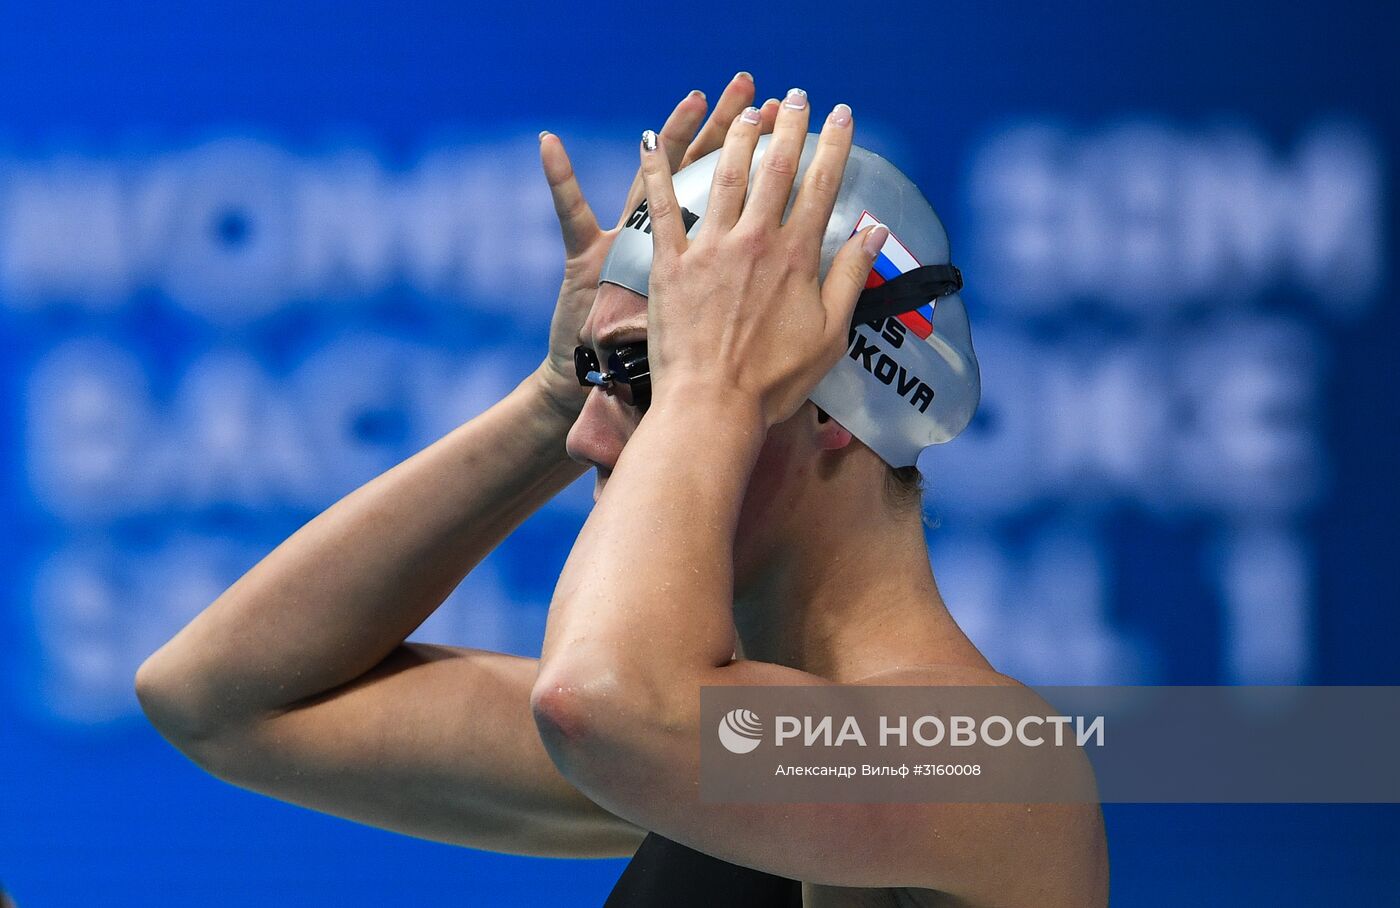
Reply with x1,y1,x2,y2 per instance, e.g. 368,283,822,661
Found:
845,663,1109,908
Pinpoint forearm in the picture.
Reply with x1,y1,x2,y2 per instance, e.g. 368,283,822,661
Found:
540,385,765,702
140,366,586,728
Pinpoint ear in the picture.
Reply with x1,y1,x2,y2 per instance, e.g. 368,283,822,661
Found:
812,406,854,452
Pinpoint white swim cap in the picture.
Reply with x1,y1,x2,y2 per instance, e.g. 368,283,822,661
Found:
599,134,980,466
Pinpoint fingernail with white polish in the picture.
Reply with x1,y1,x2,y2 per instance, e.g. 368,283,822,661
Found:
740,106,762,125
734,71,753,82
641,130,658,152
689,89,705,101
863,225,889,256
783,88,808,110
830,104,852,127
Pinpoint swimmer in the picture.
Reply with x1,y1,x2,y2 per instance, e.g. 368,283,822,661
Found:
136,73,1108,907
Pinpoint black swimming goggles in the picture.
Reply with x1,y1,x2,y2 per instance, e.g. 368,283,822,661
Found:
574,342,652,411
573,263,963,414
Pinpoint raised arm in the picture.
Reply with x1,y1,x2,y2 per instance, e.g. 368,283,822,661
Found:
136,366,583,740
134,354,634,853
135,75,775,858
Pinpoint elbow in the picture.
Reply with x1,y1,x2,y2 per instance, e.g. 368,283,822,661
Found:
134,652,232,763
530,667,658,777
134,652,182,732
530,661,685,774
530,673,613,755
530,640,618,753
530,668,688,823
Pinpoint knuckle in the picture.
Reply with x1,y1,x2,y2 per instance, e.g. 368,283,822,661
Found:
762,151,798,177
806,166,842,197
733,227,769,255
559,194,587,220
711,164,746,191
784,242,817,272
654,257,685,284
646,193,677,222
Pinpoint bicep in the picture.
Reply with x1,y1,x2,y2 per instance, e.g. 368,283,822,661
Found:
196,643,645,858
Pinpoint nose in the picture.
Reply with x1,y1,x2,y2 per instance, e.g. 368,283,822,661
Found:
565,385,636,471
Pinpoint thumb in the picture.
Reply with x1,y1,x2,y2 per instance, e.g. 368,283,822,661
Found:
821,224,888,328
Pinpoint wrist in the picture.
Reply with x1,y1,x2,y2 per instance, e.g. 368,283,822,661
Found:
529,361,588,426
649,377,766,435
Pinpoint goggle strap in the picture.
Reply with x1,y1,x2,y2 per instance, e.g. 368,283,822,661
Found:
852,264,963,326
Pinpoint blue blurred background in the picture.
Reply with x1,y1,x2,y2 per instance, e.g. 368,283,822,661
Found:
1,0,1396,904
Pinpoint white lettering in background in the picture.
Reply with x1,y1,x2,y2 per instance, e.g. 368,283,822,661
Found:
926,317,1326,520
950,118,1383,684
0,137,633,324
1212,525,1314,684
23,334,572,523
967,121,1382,318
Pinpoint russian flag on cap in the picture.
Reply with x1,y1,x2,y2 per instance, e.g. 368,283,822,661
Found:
850,210,934,339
